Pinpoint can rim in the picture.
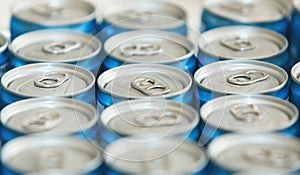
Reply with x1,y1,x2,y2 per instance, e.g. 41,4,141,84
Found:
97,64,192,99
194,60,288,95
291,62,300,85
198,26,288,60
1,136,103,173
1,97,98,135
1,63,96,98
103,0,186,29
104,30,195,64
11,0,96,26
0,32,8,53
200,94,298,132
99,99,199,137
10,29,101,63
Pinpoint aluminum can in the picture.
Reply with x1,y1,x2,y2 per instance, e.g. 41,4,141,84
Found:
97,64,193,111
99,99,199,145
0,63,95,109
289,62,300,110
9,29,102,76
99,0,187,41
201,0,291,36
101,30,197,74
1,136,103,175
104,137,208,174
290,0,300,64
199,94,299,146
0,33,10,80
198,26,291,71
0,97,98,143
194,60,289,106
10,0,98,40
207,134,300,175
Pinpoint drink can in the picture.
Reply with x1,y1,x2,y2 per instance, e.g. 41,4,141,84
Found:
290,0,300,63
9,29,102,75
102,30,197,74
290,62,300,110
0,63,95,108
10,0,98,39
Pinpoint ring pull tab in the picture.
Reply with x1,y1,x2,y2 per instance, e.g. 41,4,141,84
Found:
121,9,154,23
43,41,81,54
220,1,255,16
136,113,181,127
31,4,64,17
230,104,263,123
245,148,296,168
38,148,64,169
22,111,62,132
227,70,269,86
120,43,162,57
221,36,256,52
131,77,171,96
34,72,69,88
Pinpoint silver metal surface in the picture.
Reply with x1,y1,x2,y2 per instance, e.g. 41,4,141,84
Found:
291,62,300,85
12,0,95,26
200,94,298,132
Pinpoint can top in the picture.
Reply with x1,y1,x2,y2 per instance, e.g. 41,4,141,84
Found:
291,62,300,85
12,0,95,26
204,0,290,23
104,0,186,30
104,137,208,174
1,98,98,134
10,30,101,63
105,30,194,64
198,26,288,60
208,134,300,172
0,32,8,53
201,94,298,132
1,63,95,98
100,99,198,137
1,136,102,174
194,60,288,94
98,64,192,99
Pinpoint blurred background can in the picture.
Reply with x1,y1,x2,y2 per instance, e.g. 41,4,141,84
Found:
10,0,98,39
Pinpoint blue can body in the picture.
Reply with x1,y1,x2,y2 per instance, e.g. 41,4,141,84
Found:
10,16,98,40
290,6,300,64
201,9,290,36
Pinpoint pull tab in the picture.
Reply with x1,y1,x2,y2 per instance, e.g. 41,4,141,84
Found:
136,113,181,127
230,104,263,123
121,9,153,23
22,111,62,132
31,4,64,17
245,147,296,168
131,77,171,96
221,36,256,52
38,148,64,169
43,41,81,54
120,43,162,57
227,70,269,86
34,72,69,88
221,1,255,16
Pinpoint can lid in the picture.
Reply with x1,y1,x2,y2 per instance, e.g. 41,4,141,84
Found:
104,137,208,174
105,30,193,64
198,26,288,60
201,94,298,132
10,30,101,63
100,99,198,137
194,60,288,94
12,0,95,26
291,62,300,85
208,134,300,172
204,0,290,23
98,64,192,99
104,0,185,29
1,63,95,98
0,32,8,53
1,97,98,134
1,136,102,174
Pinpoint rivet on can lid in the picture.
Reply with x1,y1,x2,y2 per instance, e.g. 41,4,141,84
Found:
131,77,171,96
227,70,269,86
221,36,256,52
34,72,69,88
